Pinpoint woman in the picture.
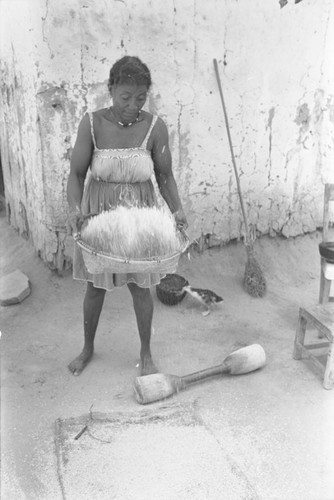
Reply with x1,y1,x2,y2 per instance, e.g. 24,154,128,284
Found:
67,56,187,376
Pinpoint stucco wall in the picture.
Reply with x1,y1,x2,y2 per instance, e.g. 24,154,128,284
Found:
0,0,333,270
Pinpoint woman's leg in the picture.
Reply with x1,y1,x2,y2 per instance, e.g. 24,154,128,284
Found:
68,281,106,375
127,282,158,376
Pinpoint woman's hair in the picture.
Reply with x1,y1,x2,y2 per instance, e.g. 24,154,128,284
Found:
108,56,152,92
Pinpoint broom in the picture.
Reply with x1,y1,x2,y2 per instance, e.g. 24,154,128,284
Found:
213,58,266,297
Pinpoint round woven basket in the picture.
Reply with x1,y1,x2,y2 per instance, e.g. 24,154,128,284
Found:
156,273,189,305
74,234,189,274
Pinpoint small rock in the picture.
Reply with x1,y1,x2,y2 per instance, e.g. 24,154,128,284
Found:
33,375,46,385
0,269,31,306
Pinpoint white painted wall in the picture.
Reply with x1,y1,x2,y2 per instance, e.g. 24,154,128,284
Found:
0,0,333,269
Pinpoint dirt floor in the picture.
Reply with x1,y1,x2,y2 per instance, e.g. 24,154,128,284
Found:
1,209,334,500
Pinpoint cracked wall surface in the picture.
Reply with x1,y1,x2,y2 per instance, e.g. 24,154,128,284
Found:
0,0,333,270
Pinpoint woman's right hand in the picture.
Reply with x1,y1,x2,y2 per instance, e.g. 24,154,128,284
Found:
67,208,84,237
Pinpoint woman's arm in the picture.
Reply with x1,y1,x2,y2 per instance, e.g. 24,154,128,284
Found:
66,114,93,232
151,117,188,228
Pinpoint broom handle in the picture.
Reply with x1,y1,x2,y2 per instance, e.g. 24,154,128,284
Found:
180,363,229,386
213,58,250,245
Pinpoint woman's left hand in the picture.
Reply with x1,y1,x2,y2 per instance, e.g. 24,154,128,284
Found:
173,208,188,231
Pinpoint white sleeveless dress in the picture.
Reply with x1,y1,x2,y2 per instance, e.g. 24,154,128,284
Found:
73,112,164,290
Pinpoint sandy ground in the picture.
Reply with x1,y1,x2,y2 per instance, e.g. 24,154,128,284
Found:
1,210,334,500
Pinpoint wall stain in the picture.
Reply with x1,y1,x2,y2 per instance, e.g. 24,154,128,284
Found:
294,103,310,130
41,0,54,59
266,107,275,186
19,200,29,239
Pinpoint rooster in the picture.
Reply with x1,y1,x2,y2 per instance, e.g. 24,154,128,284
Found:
181,286,223,316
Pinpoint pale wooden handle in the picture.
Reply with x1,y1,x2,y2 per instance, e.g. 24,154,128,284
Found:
213,58,250,244
181,364,229,385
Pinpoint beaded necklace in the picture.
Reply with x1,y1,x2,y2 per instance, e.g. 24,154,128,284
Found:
109,107,141,127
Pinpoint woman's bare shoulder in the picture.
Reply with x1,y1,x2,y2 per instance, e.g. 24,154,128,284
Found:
91,108,110,121
151,115,168,140
76,112,91,136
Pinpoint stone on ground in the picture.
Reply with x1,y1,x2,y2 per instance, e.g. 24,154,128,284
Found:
0,269,31,306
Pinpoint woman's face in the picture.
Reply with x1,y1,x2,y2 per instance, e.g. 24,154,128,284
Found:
111,83,148,124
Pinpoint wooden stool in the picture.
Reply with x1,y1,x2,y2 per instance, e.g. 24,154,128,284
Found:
293,306,334,389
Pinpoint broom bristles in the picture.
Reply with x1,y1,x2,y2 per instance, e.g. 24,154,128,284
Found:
243,249,266,298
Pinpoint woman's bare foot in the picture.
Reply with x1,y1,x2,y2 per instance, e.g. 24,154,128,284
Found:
140,354,158,376
68,348,94,376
